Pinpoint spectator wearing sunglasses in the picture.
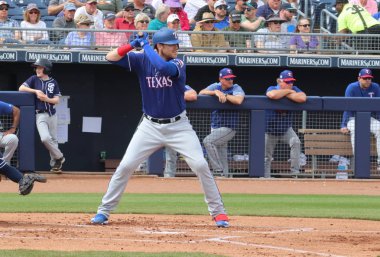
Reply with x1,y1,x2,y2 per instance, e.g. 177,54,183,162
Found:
65,14,95,49
166,13,192,48
289,18,319,53
0,1,21,43
129,12,150,42
341,68,380,171
191,12,228,52
279,3,297,32
240,2,265,31
115,3,136,35
199,68,245,177
74,0,104,29
223,11,248,52
264,70,306,178
148,4,170,30
21,4,50,43
213,0,229,30
255,14,288,53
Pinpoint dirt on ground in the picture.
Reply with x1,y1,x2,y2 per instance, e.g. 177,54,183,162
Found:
0,174,379,257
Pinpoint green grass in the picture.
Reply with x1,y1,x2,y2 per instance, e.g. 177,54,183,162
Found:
0,193,380,220
0,250,226,257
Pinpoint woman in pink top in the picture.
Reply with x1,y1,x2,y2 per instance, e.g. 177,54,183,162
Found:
350,0,378,15
166,0,190,30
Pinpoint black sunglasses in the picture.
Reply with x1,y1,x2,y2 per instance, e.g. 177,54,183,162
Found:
204,21,214,24
271,21,282,24
232,20,241,23
299,24,310,27
284,81,294,84
0,6,8,11
217,5,227,10
244,7,252,11
361,77,372,80
138,20,149,23
224,78,234,81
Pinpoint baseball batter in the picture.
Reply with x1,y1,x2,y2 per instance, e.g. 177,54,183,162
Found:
91,28,229,228
18,59,65,173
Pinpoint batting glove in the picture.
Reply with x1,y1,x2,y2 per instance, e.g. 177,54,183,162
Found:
138,38,149,47
130,38,140,48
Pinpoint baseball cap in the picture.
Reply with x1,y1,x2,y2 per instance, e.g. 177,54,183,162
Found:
165,0,182,8
75,14,94,25
104,12,116,20
26,3,39,11
359,68,373,78
214,0,227,9
167,13,180,23
229,10,242,22
279,70,296,81
281,3,297,12
219,68,236,79
245,2,257,9
87,0,97,3
0,1,9,6
124,3,134,10
64,3,76,11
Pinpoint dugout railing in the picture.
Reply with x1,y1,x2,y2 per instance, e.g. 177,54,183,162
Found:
146,96,380,179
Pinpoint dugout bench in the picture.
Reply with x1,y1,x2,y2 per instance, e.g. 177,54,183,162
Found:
299,129,377,178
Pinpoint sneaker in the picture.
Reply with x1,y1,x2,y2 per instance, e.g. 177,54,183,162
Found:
214,214,229,228
51,157,65,173
91,213,108,225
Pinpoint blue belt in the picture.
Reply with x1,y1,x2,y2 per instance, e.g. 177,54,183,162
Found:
144,114,181,124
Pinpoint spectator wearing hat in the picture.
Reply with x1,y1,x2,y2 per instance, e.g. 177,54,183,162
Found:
289,18,319,53
350,0,377,15
193,0,216,24
48,0,86,16
184,0,207,23
131,0,156,20
148,4,170,30
255,14,288,53
96,0,123,16
115,3,136,37
279,3,297,32
0,1,21,43
95,12,128,47
213,0,229,30
223,10,248,52
256,0,282,19
341,69,380,171
240,2,265,31
53,3,77,43
191,12,227,52
166,0,190,31
21,3,50,43
200,68,245,177
74,0,104,29
167,13,192,48
232,0,248,13
264,70,306,178
65,14,95,49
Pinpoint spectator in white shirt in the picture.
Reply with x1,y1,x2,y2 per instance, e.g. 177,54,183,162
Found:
74,0,104,29
20,3,49,43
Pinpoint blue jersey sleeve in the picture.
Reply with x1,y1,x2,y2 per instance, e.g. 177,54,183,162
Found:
266,85,277,94
205,83,220,91
341,83,354,128
232,84,245,96
22,75,37,89
108,51,143,71
142,44,178,77
0,101,13,115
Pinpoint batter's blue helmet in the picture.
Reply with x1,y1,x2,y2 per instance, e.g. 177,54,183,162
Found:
153,28,181,46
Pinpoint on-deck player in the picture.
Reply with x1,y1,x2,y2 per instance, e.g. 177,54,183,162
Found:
91,28,229,228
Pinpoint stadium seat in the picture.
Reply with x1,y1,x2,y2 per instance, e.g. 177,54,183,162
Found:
41,15,56,28
8,6,24,16
310,0,336,31
14,0,47,9
10,15,23,23
6,0,17,8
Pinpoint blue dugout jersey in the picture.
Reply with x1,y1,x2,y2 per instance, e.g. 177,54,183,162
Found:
0,101,13,115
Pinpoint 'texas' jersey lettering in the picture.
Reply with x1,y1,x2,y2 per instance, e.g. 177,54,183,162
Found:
146,74,173,88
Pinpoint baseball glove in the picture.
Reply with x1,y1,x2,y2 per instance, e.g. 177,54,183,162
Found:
19,173,47,195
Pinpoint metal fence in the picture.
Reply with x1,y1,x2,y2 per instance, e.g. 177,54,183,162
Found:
1,27,380,55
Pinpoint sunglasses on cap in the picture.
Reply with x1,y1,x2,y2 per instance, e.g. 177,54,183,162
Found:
0,6,8,11
299,24,310,27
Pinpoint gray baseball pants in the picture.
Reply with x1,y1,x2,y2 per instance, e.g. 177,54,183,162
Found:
203,127,236,176
264,127,301,178
0,133,18,165
36,113,63,166
97,112,226,218
164,147,177,177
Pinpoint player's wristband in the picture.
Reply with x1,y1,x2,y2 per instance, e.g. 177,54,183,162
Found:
117,44,133,57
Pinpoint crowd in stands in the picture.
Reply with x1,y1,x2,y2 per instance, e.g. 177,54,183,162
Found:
0,0,378,52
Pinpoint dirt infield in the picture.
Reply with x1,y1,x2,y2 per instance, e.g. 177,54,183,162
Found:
0,174,380,257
